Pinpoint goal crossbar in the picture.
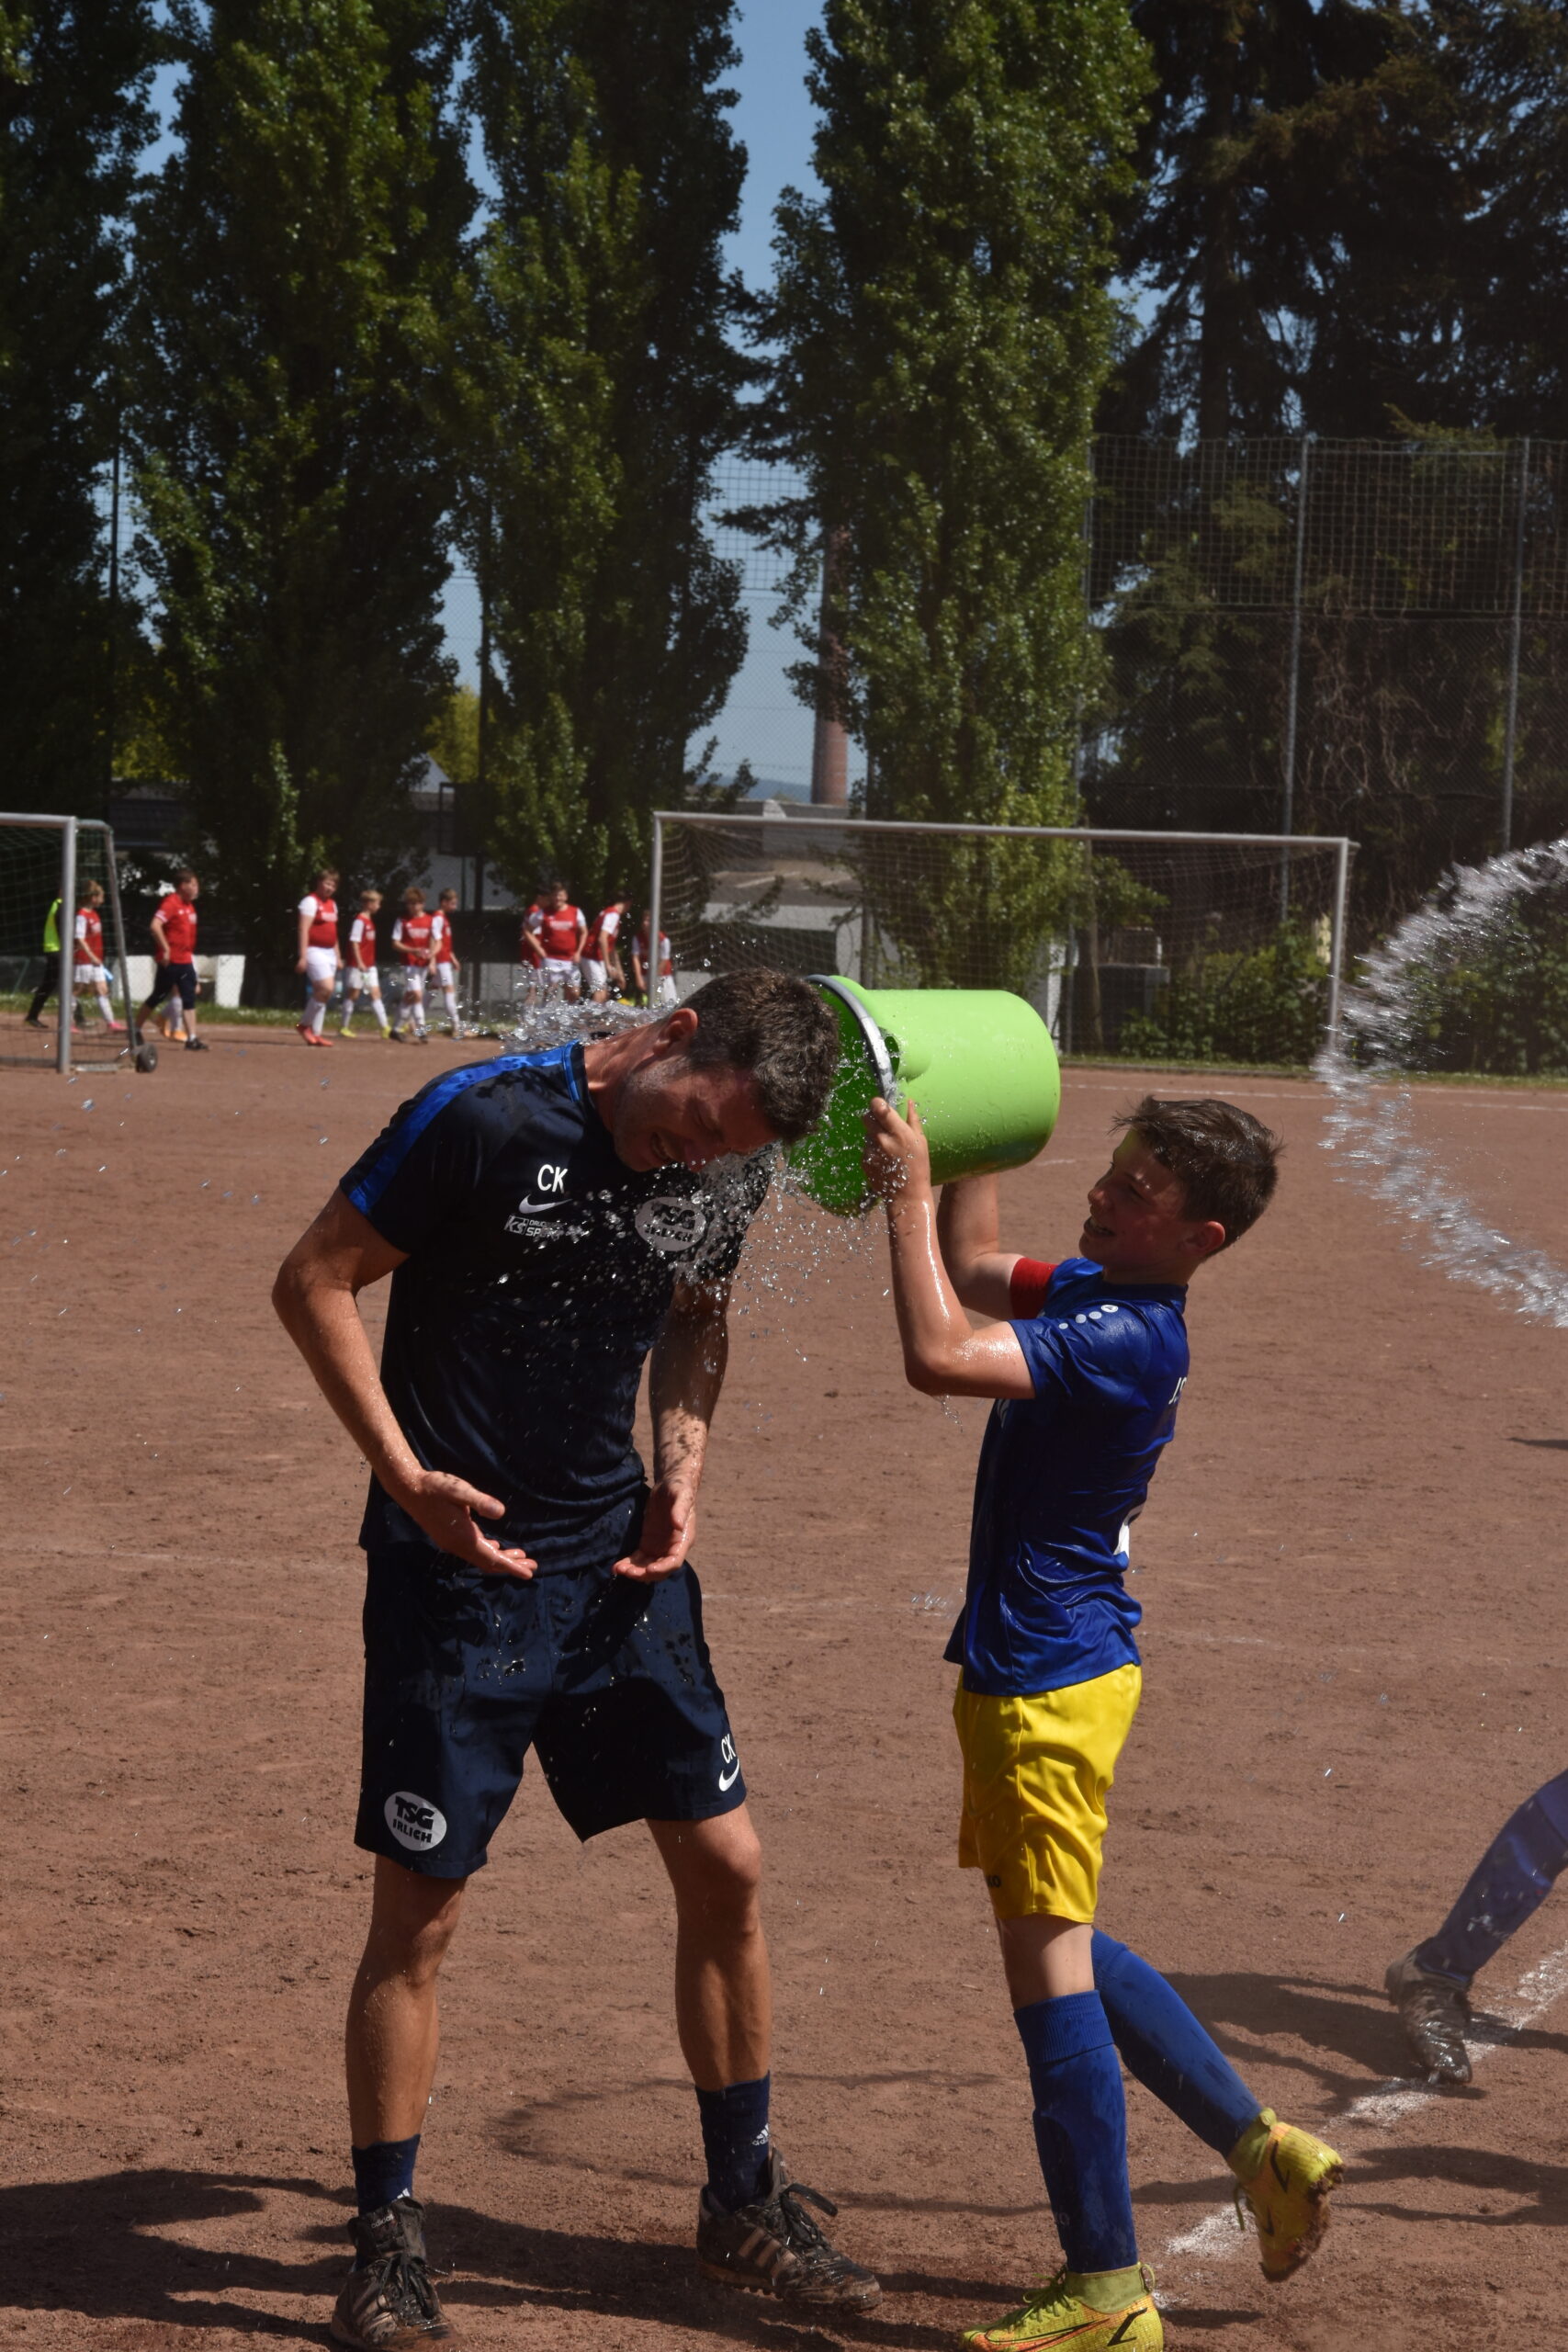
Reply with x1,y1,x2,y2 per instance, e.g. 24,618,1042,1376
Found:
650,810,1356,1048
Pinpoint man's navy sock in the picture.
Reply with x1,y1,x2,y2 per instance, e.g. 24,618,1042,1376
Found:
695,2075,772,2211
1415,1768,1568,1985
1014,1991,1137,2273
352,2133,421,2217
1091,1930,1259,2158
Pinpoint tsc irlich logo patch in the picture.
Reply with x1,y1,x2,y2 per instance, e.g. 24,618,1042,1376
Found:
385,1790,447,1851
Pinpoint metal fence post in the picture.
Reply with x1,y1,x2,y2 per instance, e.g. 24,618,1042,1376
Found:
1500,436,1530,854
57,817,77,1076
1280,434,1312,919
649,812,663,1005
1325,833,1351,1053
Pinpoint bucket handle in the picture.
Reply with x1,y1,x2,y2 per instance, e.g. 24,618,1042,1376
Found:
807,974,905,1112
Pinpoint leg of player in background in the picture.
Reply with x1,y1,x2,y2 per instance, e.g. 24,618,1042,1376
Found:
367,979,390,1036
180,971,204,1049
339,972,359,1035
1387,1765,1568,2084
438,970,461,1036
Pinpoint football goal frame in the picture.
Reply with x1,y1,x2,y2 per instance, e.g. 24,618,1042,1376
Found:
649,811,1356,1054
0,812,153,1076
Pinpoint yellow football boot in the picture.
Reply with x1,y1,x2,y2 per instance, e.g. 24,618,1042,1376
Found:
959,2264,1162,2349
1229,2109,1343,2280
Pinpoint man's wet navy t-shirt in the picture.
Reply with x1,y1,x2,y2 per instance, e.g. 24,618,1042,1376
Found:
339,1046,768,1571
945,1257,1190,1696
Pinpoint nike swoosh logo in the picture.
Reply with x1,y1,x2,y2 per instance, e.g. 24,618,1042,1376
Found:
512,1200,559,1216
718,1761,741,1791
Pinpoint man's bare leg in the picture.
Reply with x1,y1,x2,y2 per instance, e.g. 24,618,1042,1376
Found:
649,1805,770,2091
346,1854,468,2146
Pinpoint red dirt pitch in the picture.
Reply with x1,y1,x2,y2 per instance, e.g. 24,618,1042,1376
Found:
4,1030,1567,2351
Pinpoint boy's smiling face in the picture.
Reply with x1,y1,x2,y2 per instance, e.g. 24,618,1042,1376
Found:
1079,1130,1224,1283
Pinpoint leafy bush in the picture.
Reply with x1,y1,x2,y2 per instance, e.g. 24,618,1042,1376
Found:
1394,899,1568,1076
1115,921,1329,1065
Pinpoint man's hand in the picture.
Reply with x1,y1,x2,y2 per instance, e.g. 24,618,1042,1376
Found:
384,1466,538,1579
295,954,307,976
863,1094,932,1199
614,1479,696,1581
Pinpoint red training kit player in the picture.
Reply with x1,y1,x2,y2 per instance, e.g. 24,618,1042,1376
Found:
157,892,197,961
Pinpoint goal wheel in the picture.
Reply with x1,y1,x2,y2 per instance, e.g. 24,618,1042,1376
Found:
134,1039,158,1073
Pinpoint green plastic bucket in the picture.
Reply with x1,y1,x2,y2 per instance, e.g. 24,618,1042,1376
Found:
787,977,1061,1216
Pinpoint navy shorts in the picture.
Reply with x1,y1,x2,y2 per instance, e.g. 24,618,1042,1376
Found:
147,961,197,1011
355,1546,747,1877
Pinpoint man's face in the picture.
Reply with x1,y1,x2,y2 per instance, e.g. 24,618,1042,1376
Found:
1079,1130,1216,1277
178,876,199,901
612,1049,777,1174
441,894,457,911
321,874,339,895
548,886,568,912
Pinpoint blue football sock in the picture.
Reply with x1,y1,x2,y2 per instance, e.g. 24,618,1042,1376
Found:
1091,1930,1260,2159
351,2132,421,2216
1415,1768,1568,1986
695,2075,772,2211
1015,1991,1137,2273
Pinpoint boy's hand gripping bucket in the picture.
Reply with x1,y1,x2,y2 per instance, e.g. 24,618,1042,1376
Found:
786,977,1061,1216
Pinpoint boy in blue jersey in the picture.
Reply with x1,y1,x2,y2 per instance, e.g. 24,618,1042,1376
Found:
865,1092,1342,2352
275,974,881,2346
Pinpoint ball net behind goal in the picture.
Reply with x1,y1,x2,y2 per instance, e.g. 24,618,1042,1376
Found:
657,814,1350,1065
0,819,130,1070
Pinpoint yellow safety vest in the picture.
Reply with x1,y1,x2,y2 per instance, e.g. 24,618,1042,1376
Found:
42,899,61,952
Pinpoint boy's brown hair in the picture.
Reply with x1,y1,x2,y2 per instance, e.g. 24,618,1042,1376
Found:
1115,1095,1282,1248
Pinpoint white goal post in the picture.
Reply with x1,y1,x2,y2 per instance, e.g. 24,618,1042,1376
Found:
0,812,152,1076
650,810,1355,1060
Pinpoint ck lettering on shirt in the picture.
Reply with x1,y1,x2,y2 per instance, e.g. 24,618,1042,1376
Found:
339,1046,771,1571
946,1256,1190,1698
157,893,197,962
299,894,339,948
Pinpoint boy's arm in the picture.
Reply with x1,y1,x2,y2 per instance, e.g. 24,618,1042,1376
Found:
937,1175,1023,1320
866,1101,1035,1400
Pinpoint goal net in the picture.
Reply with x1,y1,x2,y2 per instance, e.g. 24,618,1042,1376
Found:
654,811,1353,1065
0,815,142,1073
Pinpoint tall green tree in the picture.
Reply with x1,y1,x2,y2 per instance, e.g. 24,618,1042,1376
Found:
750,0,1147,868
458,0,750,906
130,0,468,981
0,0,154,813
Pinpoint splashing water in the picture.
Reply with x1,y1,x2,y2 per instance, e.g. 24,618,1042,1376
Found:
1318,835,1568,1326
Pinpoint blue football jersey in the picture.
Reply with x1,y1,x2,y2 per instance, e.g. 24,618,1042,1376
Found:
944,1257,1190,1696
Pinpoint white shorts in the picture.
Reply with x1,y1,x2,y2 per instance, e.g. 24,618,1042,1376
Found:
74,963,110,989
653,975,677,1007
399,965,426,995
542,957,579,987
304,944,338,987
348,965,380,992
581,957,608,990
434,962,456,988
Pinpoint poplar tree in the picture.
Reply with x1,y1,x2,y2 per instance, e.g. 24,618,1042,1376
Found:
753,0,1147,850
130,0,468,979
0,0,154,812
459,0,750,904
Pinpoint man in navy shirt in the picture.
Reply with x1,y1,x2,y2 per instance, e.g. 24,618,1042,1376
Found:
865,1092,1341,2352
275,971,881,2345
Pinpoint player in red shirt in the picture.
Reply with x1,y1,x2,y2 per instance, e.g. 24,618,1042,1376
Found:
524,878,587,1001
72,880,123,1030
430,888,464,1038
138,867,208,1051
340,888,390,1038
581,893,630,1003
390,888,435,1043
296,865,342,1048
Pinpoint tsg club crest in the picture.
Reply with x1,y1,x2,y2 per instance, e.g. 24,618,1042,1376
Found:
634,1193,710,1255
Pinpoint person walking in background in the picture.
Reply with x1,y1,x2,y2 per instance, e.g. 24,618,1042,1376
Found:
296,866,342,1049
340,889,390,1039
1386,1772,1568,2083
528,878,587,1001
582,892,631,1003
73,880,122,1030
633,910,676,1008
430,887,464,1038
390,888,434,1042
24,891,81,1031
138,869,207,1052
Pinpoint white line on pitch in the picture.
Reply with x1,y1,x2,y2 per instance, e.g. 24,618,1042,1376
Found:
1159,1936,1568,2266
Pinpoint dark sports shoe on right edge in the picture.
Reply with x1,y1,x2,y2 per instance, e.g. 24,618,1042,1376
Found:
1385,1949,1472,2084
331,2196,455,2347
696,2149,880,2310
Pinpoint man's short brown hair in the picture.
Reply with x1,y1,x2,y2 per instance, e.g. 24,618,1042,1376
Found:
1114,1095,1282,1247
681,969,840,1144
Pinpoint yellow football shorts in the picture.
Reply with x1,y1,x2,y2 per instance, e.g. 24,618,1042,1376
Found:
953,1664,1142,1921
